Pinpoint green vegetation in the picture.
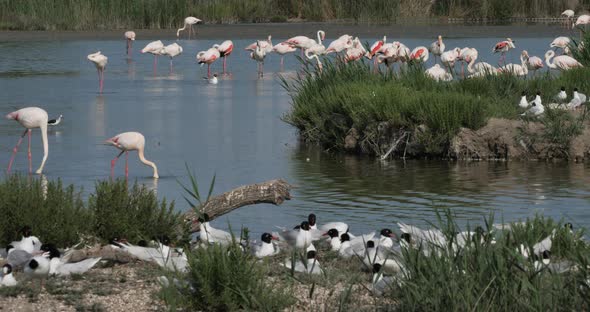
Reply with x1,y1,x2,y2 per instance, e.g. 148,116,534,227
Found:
391,212,590,311
282,59,590,157
0,174,181,247
0,0,585,30
159,242,296,311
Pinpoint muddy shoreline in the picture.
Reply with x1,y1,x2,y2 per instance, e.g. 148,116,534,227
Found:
0,23,568,41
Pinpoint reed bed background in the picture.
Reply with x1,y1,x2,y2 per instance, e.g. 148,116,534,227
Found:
0,0,587,30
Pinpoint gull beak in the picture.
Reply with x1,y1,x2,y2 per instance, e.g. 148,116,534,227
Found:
321,232,328,236
272,236,279,241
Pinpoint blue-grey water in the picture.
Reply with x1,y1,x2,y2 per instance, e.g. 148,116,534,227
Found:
0,33,589,238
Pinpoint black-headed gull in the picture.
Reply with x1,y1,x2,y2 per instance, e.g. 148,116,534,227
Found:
24,252,51,284
252,233,280,258
371,263,395,296
41,244,102,277
281,250,323,275
378,228,397,250
0,264,17,287
112,237,172,263
325,229,341,251
199,214,234,246
361,241,403,272
5,245,34,270
520,229,555,259
338,233,354,258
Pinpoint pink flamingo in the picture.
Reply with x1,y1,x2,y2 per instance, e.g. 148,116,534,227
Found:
245,35,273,53
345,37,366,62
367,36,386,70
410,46,430,63
215,40,234,74
545,50,583,71
273,42,297,69
124,31,135,56
177,17,202,39
493,38,516,66
429,35,445,64
458,48,478,78
250,41,267,77
196,46,220,78
522,50,544,75
284,30,325,57
160,43,183,73
88,51,108,93
561,10,575,28
105,132,159,179
325,35,353,54
550,36,571,54
141,40,164,73
6,107,49,174
573,15,590,40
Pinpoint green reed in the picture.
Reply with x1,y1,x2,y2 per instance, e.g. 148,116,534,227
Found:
0,0,579,30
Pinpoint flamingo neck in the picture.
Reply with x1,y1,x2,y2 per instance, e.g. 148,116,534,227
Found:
36,124,48,174
138,148,159,178
545,53,557,69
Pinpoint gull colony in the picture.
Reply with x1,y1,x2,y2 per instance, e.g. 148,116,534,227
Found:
1,214,585,298
6,13,590,177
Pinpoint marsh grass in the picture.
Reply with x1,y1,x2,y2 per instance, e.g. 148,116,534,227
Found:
159,242,295,311
283,58,590,157
391,211,590,311
0,0,578,30
0,175,181,247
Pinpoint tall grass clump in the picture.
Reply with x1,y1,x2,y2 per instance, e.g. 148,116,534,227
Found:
390,211,590,311
283,56,590,157
89,179,181,243
159,235,295,311
0,175,181,247
0,174,88,247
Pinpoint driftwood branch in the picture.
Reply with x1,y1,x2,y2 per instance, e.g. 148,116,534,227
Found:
183,179,292,233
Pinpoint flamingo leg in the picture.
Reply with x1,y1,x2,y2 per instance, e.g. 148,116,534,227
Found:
27,129,32,174
188,25,191,40
207,64,211,78
100,69,104,93
125,151,129,179
280,56,284,71
7,130,28,173
110,150,124,178
170,59,174,74
223,57,226,74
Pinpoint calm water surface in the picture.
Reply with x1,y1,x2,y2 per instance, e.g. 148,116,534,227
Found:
1,33,589,237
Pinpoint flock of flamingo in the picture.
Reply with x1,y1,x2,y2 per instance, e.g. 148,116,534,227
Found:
5,12,590,178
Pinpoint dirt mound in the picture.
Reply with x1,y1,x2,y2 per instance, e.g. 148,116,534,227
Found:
450,118,590,161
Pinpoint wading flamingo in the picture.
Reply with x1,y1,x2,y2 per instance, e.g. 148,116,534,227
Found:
215,40,234,74
498,51,528,76
87,51,108,93
441,47,461,74
367,36,387,70
522,50,544,75
550,36,571,54
124,31,135,56
141,40,164,73
305,50,323,73
273,42,296,69
429,35,445,64
177,17,202,39
493,38,516,66
160,43,183,71
6,107,49,175
325,35,353,54
425,64,453,81
573,15,590,40
105,132,159,179
196,46,220,78
458,47,478,78
466,53,497,78
545,50,583,71
345,37,366,62
245,35,273,53
561,10,575,28
409,46,429,63
250,41,267,77
284,30,325,57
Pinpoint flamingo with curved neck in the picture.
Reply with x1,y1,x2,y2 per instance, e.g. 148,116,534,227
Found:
6,107,49,174
545,50,583,70
105,132,159,179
